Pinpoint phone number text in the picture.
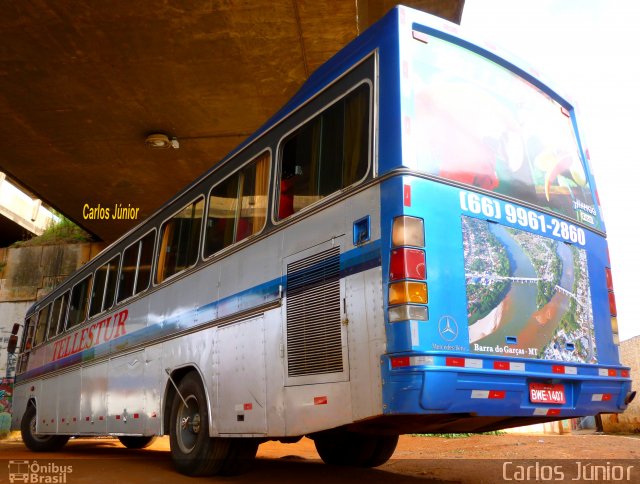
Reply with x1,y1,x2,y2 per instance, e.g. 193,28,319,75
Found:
460,192,586,246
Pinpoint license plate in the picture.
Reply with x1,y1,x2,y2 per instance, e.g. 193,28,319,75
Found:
529,383,566,404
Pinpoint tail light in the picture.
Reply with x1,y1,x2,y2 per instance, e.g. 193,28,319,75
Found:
605,266,619,345
392,216,424,247
389,248,426,280
388,216,428,322
388,305,428,323
389,281,428,305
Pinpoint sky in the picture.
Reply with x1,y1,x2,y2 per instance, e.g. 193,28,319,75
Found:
461,0,640,341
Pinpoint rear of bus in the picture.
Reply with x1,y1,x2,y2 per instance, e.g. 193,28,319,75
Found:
378,8,633,430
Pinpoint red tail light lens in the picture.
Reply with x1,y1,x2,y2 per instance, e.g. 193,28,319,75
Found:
606,266,619,345
390,248,426,281
608,292,617,317
605,267,614,291
391,357,410,368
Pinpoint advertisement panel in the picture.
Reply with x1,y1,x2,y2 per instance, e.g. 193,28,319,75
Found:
407,34,599,228
463,216,597,363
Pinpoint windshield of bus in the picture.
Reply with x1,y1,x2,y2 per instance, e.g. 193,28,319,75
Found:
406,32,600,229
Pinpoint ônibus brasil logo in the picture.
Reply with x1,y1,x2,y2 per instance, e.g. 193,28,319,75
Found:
8,460,73,483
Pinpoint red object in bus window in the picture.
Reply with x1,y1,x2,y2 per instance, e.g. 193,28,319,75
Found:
279,177,295,219
236,218,251,242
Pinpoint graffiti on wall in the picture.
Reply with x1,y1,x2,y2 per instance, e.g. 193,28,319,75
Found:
0,377,13,434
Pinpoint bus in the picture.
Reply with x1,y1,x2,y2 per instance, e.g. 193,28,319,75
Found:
7,5,634,476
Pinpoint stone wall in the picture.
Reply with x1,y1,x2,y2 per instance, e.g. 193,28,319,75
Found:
0,243,105,375
0,242,105,434
602,336,640,433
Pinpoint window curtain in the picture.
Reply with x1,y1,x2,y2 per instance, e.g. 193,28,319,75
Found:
343,87,369,186
250,153,270,235
157,224,173,283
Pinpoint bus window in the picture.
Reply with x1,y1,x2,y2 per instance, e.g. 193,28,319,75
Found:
104,255,120,310
136,232,155,293
90,255,120,317
67,275,92,329
205,172,238,255
21,315,36,352
48,292,69,340
278,84,369,219
237,153,269,242
117,231,155,303
156,198,204,283
33,304,51,347
204,152,270,257
118,241,139,302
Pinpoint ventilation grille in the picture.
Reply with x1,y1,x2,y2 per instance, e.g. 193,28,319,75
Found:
286,246,342,377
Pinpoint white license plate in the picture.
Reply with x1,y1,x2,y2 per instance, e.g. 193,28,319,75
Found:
529,383,566,404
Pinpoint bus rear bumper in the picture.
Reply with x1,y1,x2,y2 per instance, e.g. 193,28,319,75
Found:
381,354,633,419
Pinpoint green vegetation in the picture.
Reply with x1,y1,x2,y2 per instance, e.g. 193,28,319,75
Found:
412,431,506,438
11,212,91,248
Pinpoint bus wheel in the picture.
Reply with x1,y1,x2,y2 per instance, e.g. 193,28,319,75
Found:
117,436,157,449
313,430,398,467
219,438,259,476
20,404,70,452
363,434,399,467
169,371,230,476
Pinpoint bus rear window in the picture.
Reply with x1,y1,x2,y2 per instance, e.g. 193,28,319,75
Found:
407,35,599,228
277,84,370,220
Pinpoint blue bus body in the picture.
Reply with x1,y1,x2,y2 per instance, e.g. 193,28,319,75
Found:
10,5,632,471
374,8,630,429
270,5,631,430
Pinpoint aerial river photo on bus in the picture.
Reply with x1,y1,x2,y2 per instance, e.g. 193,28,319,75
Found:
463,216,596,363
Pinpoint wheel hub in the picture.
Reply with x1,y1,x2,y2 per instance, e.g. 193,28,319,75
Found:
176,394,201,454
180,413,201,434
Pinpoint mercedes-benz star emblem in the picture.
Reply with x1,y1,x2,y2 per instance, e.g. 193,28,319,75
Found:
438,316,458,342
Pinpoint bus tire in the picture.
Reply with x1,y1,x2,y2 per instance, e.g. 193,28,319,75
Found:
362,434,398,467
169,371,230,476
219,438,259,476
313,430,397,467
117,435,157,449
20,404,70,452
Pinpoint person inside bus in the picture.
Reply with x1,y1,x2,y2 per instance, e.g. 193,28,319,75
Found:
278,159,298,220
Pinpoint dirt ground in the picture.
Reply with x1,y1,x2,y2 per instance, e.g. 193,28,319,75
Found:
1,432,639,483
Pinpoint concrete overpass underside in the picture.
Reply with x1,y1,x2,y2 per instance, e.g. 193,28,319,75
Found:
0,0,464,243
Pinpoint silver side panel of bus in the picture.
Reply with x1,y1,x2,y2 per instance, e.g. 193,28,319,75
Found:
215,316,267,434
79,362,108,433
12,185,383,438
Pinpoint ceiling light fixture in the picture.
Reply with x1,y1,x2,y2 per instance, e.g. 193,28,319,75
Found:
145,133,179,149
